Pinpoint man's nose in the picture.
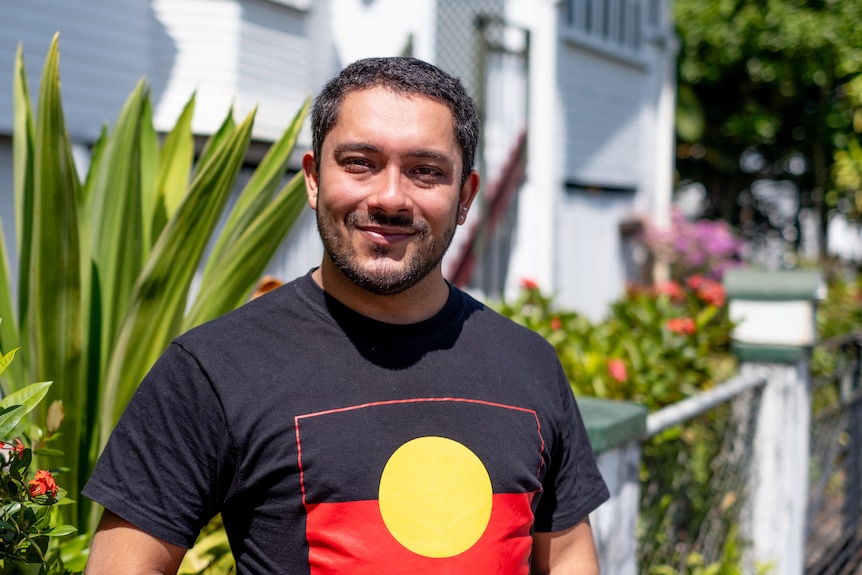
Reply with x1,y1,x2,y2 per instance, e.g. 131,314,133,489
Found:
368,167,411,212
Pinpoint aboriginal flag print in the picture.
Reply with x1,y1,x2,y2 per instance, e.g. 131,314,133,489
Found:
295,398,546,575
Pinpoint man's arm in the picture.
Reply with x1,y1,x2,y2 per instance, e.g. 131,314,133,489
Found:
85,509,187,575
531,517,600,575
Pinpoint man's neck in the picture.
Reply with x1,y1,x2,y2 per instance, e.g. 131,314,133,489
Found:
312,260,451,325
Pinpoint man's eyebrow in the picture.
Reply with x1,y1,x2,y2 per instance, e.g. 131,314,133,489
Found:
333,142,380,155
410,149,456,166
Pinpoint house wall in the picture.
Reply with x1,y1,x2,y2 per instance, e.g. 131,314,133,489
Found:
151,0,315,141
506,0,676,320
0,0,155,141
0,0,335,292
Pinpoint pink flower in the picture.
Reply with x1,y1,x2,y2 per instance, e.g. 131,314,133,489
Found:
695,279,726,307
686,275,705,290
666,317,696,335
550,317,562,331
520,278,539,291
29,470,59,499
607,359,628,383
654,281,684,301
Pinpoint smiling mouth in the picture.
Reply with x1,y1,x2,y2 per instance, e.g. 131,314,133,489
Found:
357,225,415,245
349,212,423,245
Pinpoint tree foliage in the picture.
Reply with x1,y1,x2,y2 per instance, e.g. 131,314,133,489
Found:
674,0,862,245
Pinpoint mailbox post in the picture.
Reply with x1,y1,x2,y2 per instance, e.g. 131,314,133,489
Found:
724,268,823,575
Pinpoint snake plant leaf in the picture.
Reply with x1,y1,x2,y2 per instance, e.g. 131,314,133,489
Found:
87,79,147,382
194,105,237,179
139,94,160,259
0,227,23,396
10,43,34,379
29,32,84,392
150,94,196,244
184,171,308,330
29,34,86,524
202,99,309,276
100,109,256,434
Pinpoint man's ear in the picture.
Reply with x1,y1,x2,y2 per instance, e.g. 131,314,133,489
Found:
302,151,319,210
457,170,481,225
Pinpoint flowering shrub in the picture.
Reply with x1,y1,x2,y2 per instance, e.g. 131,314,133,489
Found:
641,210,744,281
494,276,736,410
495,278,740,572
0,348,81,575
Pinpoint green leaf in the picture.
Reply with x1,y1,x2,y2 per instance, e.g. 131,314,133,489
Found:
139,94,160,260
0,346,19,380
0,231,23,397
45,525,77,537
88,79,147,384
194,106,236,178
201,99,308,276
8,42,35,395
0,404,27,438
100,110,257,435
0,380,52,413
184,172,307,329
151,94,196,242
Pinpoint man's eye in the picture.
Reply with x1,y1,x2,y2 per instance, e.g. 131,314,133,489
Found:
342,158,371,171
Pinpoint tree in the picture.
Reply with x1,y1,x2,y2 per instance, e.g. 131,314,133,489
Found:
673,0,862,260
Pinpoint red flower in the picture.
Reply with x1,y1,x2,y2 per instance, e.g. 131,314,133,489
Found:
1,438,26,460
550,317,562,331
696,279,726,307
666,317,696,335
520,278,539,291
29,470,59,499
607,359,628,383
686,275,704,290
654,281,684,301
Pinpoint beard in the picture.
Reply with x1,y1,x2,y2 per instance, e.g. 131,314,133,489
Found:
316,204,458,296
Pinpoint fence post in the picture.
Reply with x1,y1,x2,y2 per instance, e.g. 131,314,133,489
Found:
724,268,823,575
580,397,647,575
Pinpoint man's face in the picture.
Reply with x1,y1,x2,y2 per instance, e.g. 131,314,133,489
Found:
304,87,477,295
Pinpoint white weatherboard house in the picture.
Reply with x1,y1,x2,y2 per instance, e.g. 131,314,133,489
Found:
0,0,676,321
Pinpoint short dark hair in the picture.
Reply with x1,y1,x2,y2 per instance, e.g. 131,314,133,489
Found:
311,57,480,185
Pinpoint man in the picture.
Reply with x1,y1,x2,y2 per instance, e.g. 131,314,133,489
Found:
84,57,609,574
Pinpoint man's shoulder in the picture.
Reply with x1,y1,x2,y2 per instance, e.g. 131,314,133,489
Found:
175,274,314,350
455,288,559,354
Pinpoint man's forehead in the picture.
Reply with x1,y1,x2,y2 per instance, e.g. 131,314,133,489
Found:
323,87,459,151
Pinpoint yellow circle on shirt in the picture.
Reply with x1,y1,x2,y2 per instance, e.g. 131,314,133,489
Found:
378,436,493,558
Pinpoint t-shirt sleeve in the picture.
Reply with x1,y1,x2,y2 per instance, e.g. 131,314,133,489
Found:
533,365,610,533
83,342,235,548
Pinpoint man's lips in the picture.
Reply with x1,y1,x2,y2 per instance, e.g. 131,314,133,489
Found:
356,225,415,244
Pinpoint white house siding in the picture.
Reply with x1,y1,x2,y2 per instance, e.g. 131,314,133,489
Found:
330,0,436,66
0,0,154,141
150,0,317,141
558,49,645,188
149,0,243,135
556,188,636,320
237,0,311,141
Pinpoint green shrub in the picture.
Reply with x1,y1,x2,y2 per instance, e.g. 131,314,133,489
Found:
494,276,736,409
0,34,309,534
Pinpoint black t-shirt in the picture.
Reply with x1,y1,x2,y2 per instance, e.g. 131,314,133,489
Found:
84,272,609,574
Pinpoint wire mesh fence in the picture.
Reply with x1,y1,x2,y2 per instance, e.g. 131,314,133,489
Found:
805,335,862,575
638,374,766,574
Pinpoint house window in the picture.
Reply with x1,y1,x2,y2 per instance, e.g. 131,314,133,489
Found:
565,0,643,53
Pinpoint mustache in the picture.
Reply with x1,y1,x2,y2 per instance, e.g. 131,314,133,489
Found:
346,211,427,232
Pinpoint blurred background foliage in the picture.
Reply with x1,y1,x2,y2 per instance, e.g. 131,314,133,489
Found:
673,0,862,260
